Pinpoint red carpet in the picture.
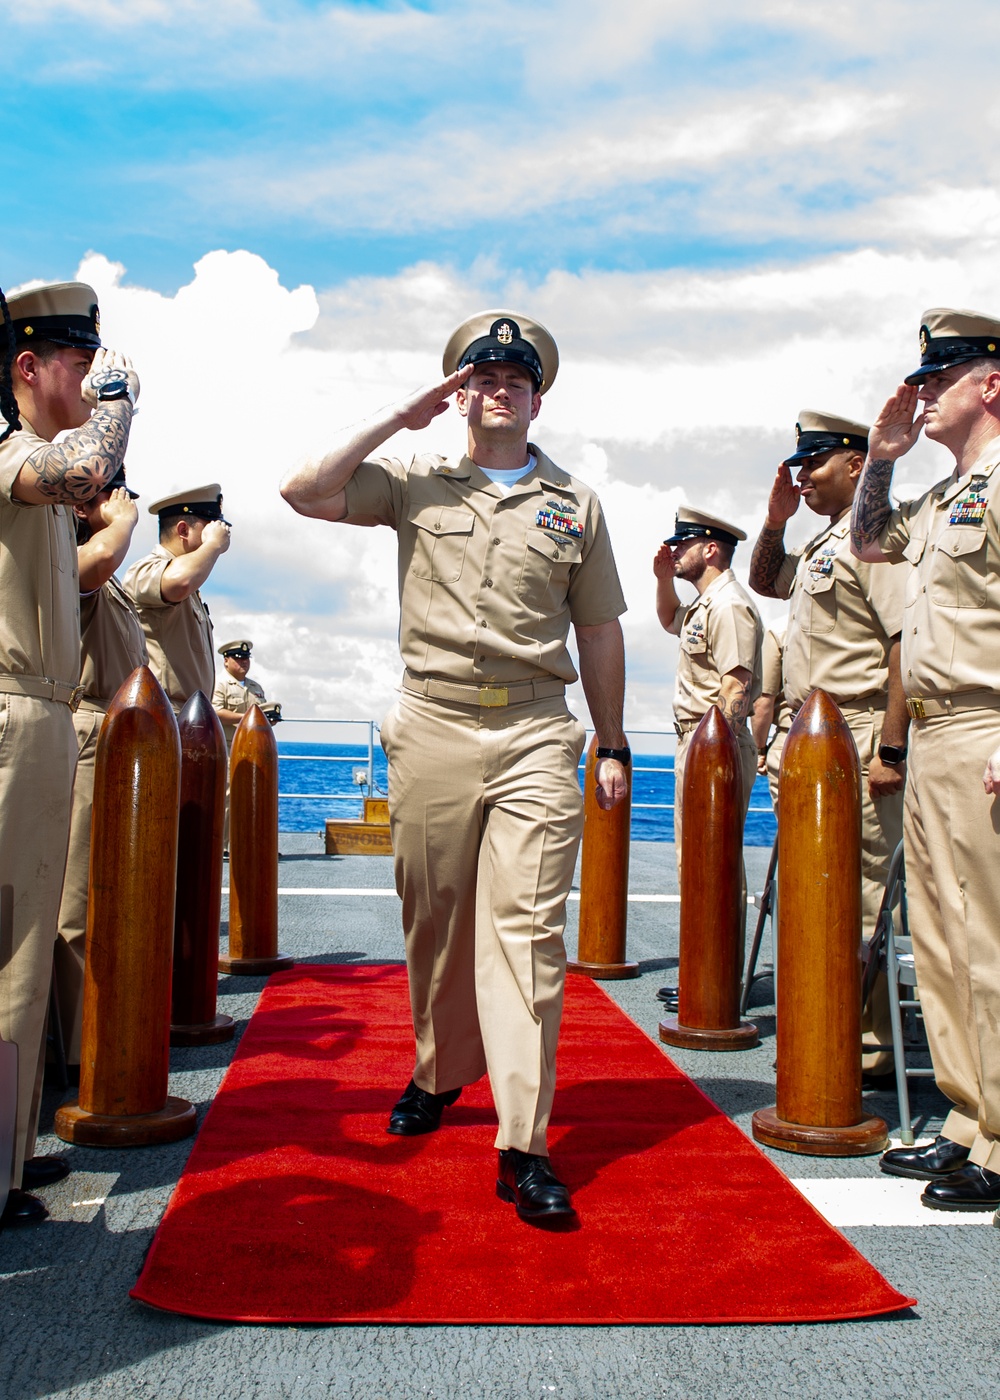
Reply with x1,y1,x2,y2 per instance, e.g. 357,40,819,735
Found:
131,965,914,1325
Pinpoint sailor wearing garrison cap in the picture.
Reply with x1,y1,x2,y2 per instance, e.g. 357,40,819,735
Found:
281,308,628,1223
123,483,231,713
750,409,909,1085
0,279,139,1226
654,507,763,908
852,308,1000,1213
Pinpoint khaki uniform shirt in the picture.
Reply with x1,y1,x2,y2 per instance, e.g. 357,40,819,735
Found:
774,515,906,709
123,545,215,709
879,438,1000,697
760,622,794,734
670,570,763,722
211,673,267,744
78,576,148,711
343,446,626,684
0,423,81,685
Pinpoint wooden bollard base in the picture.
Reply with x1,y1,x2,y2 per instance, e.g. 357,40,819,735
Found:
218,952,294,976
170,1014,235,1047
54,1095,197,1147
751,1106,888,1157
567,958,639,981
658,1016,758,1051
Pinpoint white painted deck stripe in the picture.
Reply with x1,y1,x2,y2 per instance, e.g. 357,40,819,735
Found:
791,1177,994,1227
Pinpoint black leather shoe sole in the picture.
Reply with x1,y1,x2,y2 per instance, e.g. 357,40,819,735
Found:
1,1190,48,1228
496,1179,577,1222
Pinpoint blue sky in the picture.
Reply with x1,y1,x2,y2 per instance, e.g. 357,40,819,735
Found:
5,0,987,296
4,0,1000,727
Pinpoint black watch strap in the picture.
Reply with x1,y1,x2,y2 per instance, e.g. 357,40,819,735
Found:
96,376,133,403
878,743,908,765
596,745,631,763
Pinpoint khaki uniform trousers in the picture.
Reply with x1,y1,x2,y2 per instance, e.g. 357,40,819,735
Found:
380,690,586,1156
0,694,77,1184
904,706,1000,1172
768,705,902,1073
54,705,104,1064
674,723,758,962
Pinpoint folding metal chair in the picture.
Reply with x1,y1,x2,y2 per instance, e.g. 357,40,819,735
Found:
740,831,778,1016
862,840,933,1145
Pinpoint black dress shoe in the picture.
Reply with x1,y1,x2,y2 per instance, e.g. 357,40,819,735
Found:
880,1134,970,1181
386,1079,461,1136
921,1164,1000,1212
21,1155,71,1190
861,1069,898,1093
1,1189,48,1228
496,1149,576,1222
655,985,679,1004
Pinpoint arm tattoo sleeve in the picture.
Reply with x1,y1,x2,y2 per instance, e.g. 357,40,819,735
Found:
851,459,894,551
748,526,787,597
24,402,132,503
720,681,751,731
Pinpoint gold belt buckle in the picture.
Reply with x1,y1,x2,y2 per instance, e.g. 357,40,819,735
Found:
478,685,509,708
906,697,926,720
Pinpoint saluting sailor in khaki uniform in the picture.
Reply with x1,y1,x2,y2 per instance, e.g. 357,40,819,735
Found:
654,508,763,877
750,411,910,1081
124,484,231,713
0,281,138,1227
55,467,146,1067
212,639,274,851
853,308,1000,1213
281,311,628,1224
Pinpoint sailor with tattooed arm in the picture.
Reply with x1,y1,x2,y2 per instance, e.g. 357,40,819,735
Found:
850,309,1000,1214
0,282,139,1228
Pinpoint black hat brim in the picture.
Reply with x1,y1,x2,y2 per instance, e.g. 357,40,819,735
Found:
903,352,988,386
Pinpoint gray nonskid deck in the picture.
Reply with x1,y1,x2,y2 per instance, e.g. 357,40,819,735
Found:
0,838,993,1400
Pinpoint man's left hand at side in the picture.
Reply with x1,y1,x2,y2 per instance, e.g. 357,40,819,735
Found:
869,755,905,799
594,757,628,809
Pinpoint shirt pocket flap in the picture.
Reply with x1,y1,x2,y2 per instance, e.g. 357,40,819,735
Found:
526,528,584,565
902,535,926,566
939,527,986,559
804,572,835,595
407,504,475,537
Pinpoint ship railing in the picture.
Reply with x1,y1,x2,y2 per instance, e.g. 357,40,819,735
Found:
275,720,774,819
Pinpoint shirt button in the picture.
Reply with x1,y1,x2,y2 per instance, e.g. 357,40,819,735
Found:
434,523,441,531
481,620,488,628
485,578,493,587
493,537,501,545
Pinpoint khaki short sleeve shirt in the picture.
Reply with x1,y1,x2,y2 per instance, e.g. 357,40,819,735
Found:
211,674,267,741
123,545,215,709
79,576,148,708
0,424,81,684
879,439,1000,697
780,517,906,708
342,446,626,684
670,570,763,722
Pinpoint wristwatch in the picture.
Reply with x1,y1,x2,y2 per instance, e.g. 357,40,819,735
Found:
878,743,908,765
596,746,631,764
96,375,135,406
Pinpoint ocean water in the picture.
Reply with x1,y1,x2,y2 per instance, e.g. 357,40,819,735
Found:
277,742,778,847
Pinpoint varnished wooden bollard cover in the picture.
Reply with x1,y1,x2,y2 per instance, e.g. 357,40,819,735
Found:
171,691,234,1046
568,735,637,980
752,688,887,1156
55,667,196,1147
659,707,757,1050
220,703,293,975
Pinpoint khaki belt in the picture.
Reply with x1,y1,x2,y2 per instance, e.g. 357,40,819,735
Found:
0,673,84,711
906,689,1000,721
789,696,887,720
402,671,565,709
673,716,749,738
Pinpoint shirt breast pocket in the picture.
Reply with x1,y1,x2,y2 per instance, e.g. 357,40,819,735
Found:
407,505,475,582
801,572,837,634
518,529,583,611
930,527,987,608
